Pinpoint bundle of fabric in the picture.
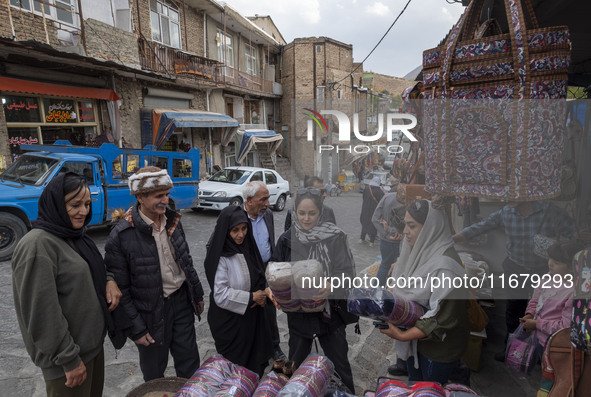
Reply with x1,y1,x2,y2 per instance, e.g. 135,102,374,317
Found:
276,354,334,397
252,371,289,397
175,355,235,396
443,383,479,395
347,288,425,327
375,380,409,397
266,262,301,312
376,380,446,397
215,366,259,397
292,260,326,313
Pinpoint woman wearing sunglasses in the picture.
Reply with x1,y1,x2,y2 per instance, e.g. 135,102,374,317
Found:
273,188,356,394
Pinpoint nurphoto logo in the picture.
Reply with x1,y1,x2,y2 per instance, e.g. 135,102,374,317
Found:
303,108,418,154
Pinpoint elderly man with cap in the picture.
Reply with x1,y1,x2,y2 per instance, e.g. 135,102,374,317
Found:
105,166,205,381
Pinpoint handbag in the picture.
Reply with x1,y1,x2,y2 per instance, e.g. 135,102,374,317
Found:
571,248,591,353
422,0,570,200
533,206,558,259
467,299,489,333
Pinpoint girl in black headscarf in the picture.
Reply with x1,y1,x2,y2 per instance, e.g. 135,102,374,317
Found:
204,205,273,375
11,172,122,397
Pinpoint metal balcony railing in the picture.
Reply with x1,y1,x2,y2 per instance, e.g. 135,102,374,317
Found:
138,35,222,83
222,66,275,94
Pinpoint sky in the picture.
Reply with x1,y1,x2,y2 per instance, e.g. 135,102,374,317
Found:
221,0,465,78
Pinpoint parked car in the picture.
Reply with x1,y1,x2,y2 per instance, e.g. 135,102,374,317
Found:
195,166,290,211
358,171,395,193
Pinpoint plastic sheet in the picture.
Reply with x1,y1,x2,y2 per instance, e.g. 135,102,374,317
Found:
347,288,425,327
252,371,289,397
276,354,334,397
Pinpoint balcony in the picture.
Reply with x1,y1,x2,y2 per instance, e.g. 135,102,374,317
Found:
222,66,276,95
138,37,222,84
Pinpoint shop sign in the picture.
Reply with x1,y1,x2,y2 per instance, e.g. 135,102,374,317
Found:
44,99,76,123
3,95,41,123
77,101,95,123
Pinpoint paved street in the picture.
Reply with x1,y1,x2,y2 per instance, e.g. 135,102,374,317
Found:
0,191,540,396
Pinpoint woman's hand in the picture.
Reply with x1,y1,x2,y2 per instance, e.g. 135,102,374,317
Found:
379,324,426,342
106,280,122,311
520,316,537,331
251,290,267,308
65,360,87,388
265,287,280,309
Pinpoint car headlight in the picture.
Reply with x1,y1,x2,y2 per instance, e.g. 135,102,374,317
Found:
212,191,227,197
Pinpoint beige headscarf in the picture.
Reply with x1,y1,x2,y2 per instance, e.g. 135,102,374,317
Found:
391,200,466,364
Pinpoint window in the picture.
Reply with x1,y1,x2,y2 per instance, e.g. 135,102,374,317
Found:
345,50,349,58
250,171,263,182
150,0,181,49
216,30,234,76
317,86,325,102
316,45,322,53
10,0,78,26
245,43,258,76
337,89,343,100
264,171,277,185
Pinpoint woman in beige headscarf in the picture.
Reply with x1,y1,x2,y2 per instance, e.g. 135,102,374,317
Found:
379,199,469,384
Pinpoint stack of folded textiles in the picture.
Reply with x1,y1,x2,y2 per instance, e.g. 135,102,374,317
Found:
292,260,326,313
347,287,425,327
277,354,334,397
266,262,301,312
175,355,259,397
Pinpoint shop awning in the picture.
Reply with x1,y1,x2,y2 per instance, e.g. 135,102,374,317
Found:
152,108,239,149
236,129,283,164
0,76,120,101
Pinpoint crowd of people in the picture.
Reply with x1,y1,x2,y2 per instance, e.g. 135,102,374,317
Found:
10,166,589,396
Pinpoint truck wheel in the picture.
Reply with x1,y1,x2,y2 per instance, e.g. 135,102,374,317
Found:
229,197,242,207
273,194,286,211
0,213,28,262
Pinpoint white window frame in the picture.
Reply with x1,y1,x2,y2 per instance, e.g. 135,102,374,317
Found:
317,86,325,102
244,42,258,76
150,0,181,49
10,0,79,27
216,30,234,76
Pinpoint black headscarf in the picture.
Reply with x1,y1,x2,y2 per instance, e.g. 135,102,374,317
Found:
31,172,120,341
204,205,265,291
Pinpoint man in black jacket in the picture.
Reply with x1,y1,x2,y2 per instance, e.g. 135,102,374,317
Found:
105,166,205,381
243,180,286,360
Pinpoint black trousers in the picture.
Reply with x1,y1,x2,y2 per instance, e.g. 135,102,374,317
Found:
137,285,200,381
288,325,355,394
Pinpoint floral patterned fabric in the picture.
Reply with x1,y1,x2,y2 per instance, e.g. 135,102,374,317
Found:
422,0,570,200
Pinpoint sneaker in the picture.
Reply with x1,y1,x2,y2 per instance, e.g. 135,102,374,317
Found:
369,242,374,247
494,351,506,363
358,239,365,244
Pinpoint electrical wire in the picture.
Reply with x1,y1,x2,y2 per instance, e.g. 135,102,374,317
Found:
335,0,414,85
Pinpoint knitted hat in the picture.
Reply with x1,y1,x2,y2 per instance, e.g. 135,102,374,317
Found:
128,166,173,195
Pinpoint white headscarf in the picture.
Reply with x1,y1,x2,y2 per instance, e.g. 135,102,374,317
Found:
391,200,466,364
369,176,381,187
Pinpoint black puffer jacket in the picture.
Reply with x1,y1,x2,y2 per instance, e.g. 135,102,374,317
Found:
105,203,204,343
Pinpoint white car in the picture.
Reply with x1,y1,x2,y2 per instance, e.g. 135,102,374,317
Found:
195,166,290,211
358,171,394,193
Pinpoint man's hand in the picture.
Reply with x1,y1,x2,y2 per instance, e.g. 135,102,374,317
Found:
134,332,155,346
106,280,122,312
251,290,267,308
65,360,87,388
380,219,388,231
196,300,205,316
452,233,467,244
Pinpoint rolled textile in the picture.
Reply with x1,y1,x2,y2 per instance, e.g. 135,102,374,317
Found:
252,371,289,397
215,366,259,397
292,260,326,313
175,355,235,397
347,288,425,327
410,382,445,397
375,380,410,397
266,262,301,312
277,354,334,397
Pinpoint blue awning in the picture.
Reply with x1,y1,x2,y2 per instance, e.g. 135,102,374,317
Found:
152,108,239,149
236,130,283,164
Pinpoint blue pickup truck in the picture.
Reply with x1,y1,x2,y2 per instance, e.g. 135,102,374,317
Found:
0,141,199,261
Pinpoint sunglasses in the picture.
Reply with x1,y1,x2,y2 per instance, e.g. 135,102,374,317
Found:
297,187,326,196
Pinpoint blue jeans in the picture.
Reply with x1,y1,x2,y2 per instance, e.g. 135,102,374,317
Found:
376,239,401,286
406,353,458,384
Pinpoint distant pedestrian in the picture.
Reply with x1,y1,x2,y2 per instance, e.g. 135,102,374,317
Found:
12,172,123,397
371,191,405,285
360,176,384,247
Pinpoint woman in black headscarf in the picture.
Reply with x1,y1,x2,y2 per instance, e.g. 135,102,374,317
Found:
11,172,123,397
204,205,273,375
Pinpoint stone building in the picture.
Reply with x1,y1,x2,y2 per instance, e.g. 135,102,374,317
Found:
0,0,283,177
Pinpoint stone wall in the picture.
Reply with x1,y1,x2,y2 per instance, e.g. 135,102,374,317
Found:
114,76,143,147
0,6,59,46
84,18,140,68
372,73,416,97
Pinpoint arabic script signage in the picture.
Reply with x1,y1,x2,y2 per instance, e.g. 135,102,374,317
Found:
77,101,95,123
3,96,41,123
43,99,76,123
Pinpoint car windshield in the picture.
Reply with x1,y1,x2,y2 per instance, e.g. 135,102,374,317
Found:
1,155,58,185
209,169,252,184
